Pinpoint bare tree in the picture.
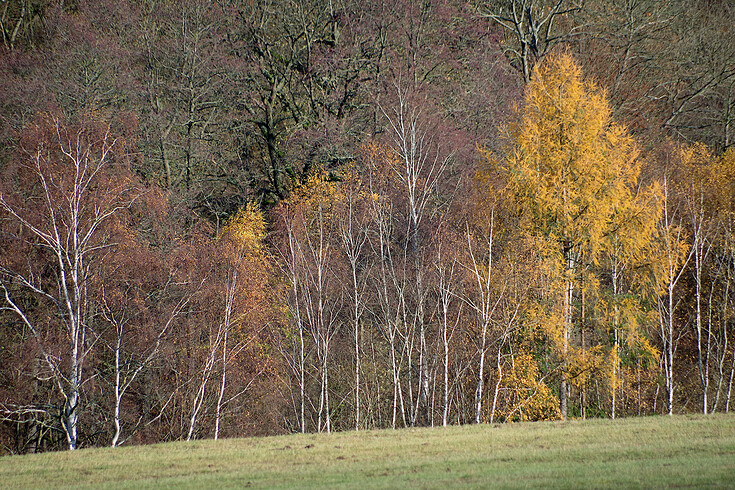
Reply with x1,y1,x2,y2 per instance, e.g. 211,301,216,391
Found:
281,219,309,433
277,177,344,433
655,173,694,415
337,171,372,431
479,0,583,83
368,182,409,428
381,83,451,425
0,116,137,450
463,215,505,424
435,241,461,426
101,282,189,447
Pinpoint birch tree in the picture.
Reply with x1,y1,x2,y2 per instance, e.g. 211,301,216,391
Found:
462,200,505,424
277,173,344,433
678,144,719,414
0,116,138,450
213,204,270,439
183,204,271,441
381,84,451,425
336,167,372,431
712,150,735,412
653,168,693,416
101,276,190,447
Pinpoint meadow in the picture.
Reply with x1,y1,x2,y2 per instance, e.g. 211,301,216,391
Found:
1,414,734,488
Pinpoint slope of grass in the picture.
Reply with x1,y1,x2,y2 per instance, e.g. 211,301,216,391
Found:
1,414,734,488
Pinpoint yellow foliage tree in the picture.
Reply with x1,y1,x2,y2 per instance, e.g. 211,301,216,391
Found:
671,144,735,414
186,202,271,441
504,53,659,419
222,202,267,258
497,352,562,422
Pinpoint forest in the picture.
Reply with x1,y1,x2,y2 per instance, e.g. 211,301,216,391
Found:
0,0,734,454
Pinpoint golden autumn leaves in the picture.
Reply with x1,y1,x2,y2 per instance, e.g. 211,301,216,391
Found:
214,52,735,425
262,53,665,423
494,53,735,419
489,53,663,420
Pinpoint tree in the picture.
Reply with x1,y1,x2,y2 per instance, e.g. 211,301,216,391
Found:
679,144,718,414
460,167,505,424
136,0,230,194
714,149,735,412
0,0,50,51
276,173,345,433
335,166,372,431
652,161,693,416
504,53,657,419
0,115,139,450
665,143,735,415
598,198,660,419
654,3,735,152
212,203,272,440
98,233,192,447
579,1,735,152
479,0,583,83
363,142,409,428
227,0,362,202
380,84,452,425
575,0,678,127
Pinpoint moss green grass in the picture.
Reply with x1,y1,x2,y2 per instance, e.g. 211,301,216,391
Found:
1,414,734,488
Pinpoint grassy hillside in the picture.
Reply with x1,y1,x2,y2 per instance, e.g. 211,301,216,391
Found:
1,414,734,488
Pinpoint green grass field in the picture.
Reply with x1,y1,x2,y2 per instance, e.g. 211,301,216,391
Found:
1,414,734,488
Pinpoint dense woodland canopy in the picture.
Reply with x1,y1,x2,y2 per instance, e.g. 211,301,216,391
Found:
1,0,734,454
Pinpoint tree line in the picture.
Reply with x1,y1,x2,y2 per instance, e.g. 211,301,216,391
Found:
1,0,734,453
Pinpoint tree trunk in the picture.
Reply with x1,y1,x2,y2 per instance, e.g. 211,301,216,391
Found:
112,333,123,448
667,287,675,415
490,347,503,424
475,326,487,424
214,329,228,440
561,249,574,421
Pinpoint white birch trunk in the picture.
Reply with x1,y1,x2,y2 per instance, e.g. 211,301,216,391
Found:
0,121,130,450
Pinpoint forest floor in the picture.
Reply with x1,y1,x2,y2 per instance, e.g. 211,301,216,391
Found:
1,414,734,488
